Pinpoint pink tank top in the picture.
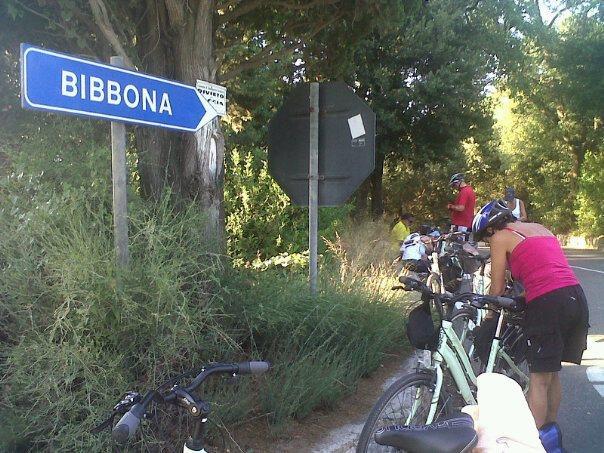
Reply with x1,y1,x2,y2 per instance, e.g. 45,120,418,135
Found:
506,231,579,302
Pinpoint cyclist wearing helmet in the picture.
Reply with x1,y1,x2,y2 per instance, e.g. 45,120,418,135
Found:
447,173,476,235
472,200,589,435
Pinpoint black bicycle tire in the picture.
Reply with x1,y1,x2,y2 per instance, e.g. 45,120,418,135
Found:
356,372,450,453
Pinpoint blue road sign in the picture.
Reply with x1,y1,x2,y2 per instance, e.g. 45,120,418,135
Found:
20,44,217,132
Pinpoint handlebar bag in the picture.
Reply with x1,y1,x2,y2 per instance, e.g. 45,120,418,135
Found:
406,300,439,351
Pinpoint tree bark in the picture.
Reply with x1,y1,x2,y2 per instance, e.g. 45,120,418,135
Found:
133,0,225,244
174,0,225,244
370,152,385,219
353,179,370,220
135,0,180,199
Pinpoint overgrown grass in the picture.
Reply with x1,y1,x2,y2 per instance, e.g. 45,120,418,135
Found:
224,270,405,429
0,125,408,451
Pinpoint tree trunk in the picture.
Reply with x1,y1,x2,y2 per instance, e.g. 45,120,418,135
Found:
370,152,385,219
353,179,371,220
135,0,180,199
174,0,225,244
134,0,225,244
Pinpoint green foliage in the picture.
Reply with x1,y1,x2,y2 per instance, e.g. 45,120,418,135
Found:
225,269,405,427
224,146,352,262
0,122,405,451
346,0,526,216
384,158,460,226
0,177,236,450
576,151,604,236
250,251,309,272
492,6,603,233
493,92,577,231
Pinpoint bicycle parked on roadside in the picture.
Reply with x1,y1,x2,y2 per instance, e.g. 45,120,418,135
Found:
92,361,270,452
356,277,529,453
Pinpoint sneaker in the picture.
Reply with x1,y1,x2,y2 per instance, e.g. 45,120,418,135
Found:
538,422,564,453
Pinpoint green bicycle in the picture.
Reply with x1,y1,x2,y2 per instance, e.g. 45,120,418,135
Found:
356,277,529,453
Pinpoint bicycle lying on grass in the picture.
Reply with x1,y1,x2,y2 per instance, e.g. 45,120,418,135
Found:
356,277,529,453
92,361,270,452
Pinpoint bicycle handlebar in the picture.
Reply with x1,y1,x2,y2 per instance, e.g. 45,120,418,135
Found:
398,276,431,294
397,277,519,310
109,361,271,444
238,360,271,375
479,295,516,308
112,402,146,444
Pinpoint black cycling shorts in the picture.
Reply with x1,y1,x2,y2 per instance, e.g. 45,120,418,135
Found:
524,285,589,373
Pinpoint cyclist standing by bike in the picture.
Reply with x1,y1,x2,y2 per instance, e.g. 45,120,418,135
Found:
472,200,589,444
447,173,476,238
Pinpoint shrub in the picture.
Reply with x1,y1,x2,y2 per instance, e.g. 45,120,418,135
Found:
0,189,240,451
224,147,352,261
1,170,406,451
0,119,408,451
222,268,405,428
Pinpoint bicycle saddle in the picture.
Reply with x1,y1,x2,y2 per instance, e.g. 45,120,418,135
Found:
374,412,477,453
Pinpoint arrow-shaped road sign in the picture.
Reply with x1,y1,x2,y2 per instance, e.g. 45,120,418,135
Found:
20,44,217,132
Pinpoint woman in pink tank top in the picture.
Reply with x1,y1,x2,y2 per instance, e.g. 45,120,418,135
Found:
472,200,589,438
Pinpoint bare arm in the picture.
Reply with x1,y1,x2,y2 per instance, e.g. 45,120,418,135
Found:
488,233,508,296
448,203,465,212
519,200,528,222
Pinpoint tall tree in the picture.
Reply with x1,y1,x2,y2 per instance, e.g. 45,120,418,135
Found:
347,0,527,217
494,0,603,232
2,0,410,240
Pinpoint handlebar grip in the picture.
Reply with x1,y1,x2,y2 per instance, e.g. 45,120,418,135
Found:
484,295,516,308
237,361,271,375
111,404,143,444
398,276,418,286
399,276,430,294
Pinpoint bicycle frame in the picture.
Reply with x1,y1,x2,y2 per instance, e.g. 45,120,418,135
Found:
427,250,446,294
419,308,529,424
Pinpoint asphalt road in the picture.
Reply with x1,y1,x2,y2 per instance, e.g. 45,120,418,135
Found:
559,249,604,453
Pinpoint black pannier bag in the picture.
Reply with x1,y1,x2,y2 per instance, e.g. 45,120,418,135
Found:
460,253,482,275
406,300,439,351
439,255,463,292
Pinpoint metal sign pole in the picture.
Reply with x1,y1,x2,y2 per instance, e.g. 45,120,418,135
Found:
110,56,130,268
309,83,319,296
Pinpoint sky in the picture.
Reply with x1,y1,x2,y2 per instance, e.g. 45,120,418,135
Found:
540,0,573,27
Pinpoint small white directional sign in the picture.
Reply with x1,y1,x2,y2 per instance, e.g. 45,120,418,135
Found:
21,44,218,131
196,80,227,116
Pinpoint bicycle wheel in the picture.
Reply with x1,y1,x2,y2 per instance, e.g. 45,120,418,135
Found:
356,372,452,453
494,325,530,391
